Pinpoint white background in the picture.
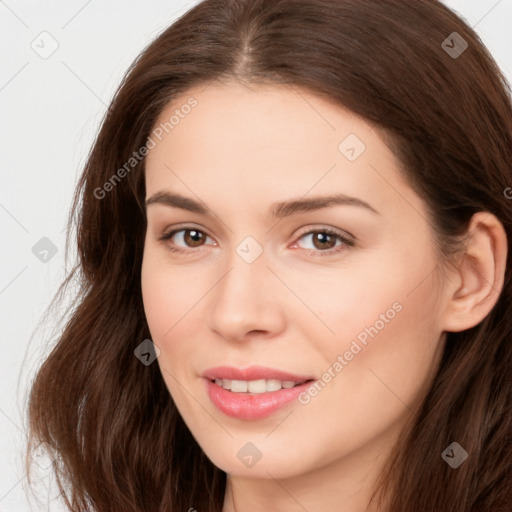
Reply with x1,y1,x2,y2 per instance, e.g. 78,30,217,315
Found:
1,1,511,510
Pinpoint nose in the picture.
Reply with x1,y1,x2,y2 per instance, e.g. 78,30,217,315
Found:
206,249,286,343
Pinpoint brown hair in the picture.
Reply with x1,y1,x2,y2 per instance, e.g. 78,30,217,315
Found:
26,0,512,510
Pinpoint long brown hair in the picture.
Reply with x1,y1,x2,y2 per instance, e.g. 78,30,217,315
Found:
26,0,512,510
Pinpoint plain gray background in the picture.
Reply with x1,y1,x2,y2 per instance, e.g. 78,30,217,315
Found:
1,1,511,510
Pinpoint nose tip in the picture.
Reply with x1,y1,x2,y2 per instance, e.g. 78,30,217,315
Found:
206,257,286,343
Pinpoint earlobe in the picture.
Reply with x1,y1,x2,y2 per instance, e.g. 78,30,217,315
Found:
442,212,508,333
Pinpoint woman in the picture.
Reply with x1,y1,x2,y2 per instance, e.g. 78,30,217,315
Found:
26,1,512,511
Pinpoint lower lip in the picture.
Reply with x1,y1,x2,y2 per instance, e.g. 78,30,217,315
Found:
205,379,314,420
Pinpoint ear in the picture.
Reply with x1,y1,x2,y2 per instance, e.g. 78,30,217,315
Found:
441,212,508,332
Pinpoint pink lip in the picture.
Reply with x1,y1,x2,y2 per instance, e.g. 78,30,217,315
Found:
202,366,316,420
201,365,314,382
205,380,314,420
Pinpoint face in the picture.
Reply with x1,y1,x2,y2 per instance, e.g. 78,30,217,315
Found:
141,80,447,480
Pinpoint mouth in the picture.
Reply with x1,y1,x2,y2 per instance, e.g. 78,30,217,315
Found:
202,366,316,420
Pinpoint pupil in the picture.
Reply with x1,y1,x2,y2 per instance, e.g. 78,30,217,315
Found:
314,233,334,249
187,230,204,247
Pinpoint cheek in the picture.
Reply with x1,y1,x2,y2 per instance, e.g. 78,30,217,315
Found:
306,268,442,435
140,247,213,394
141,266,172,341
284,282,443,476
141,246,206,340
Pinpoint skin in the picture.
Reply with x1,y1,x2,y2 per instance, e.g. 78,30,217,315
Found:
141,80,507,512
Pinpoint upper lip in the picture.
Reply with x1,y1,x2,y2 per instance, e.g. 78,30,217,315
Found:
201,365,315,382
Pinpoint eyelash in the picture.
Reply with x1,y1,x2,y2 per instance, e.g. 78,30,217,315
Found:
158,226,355,257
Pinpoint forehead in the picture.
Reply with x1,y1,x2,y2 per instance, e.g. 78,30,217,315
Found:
146,80,373,166
144,80,415,218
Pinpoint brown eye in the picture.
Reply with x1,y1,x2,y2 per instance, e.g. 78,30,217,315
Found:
311,232,337,250
294,228,354,256
159,228,214,253
183,229,206,247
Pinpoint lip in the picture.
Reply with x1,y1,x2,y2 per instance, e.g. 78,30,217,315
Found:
205,379,315,420
201,365,314,382
202,366,316,420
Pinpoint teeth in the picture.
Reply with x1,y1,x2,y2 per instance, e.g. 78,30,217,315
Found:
266,379,282,391
213,378,303,393
247,379,266,393
231,380,248,392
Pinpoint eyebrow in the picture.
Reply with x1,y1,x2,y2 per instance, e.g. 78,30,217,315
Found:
145,191,379,218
